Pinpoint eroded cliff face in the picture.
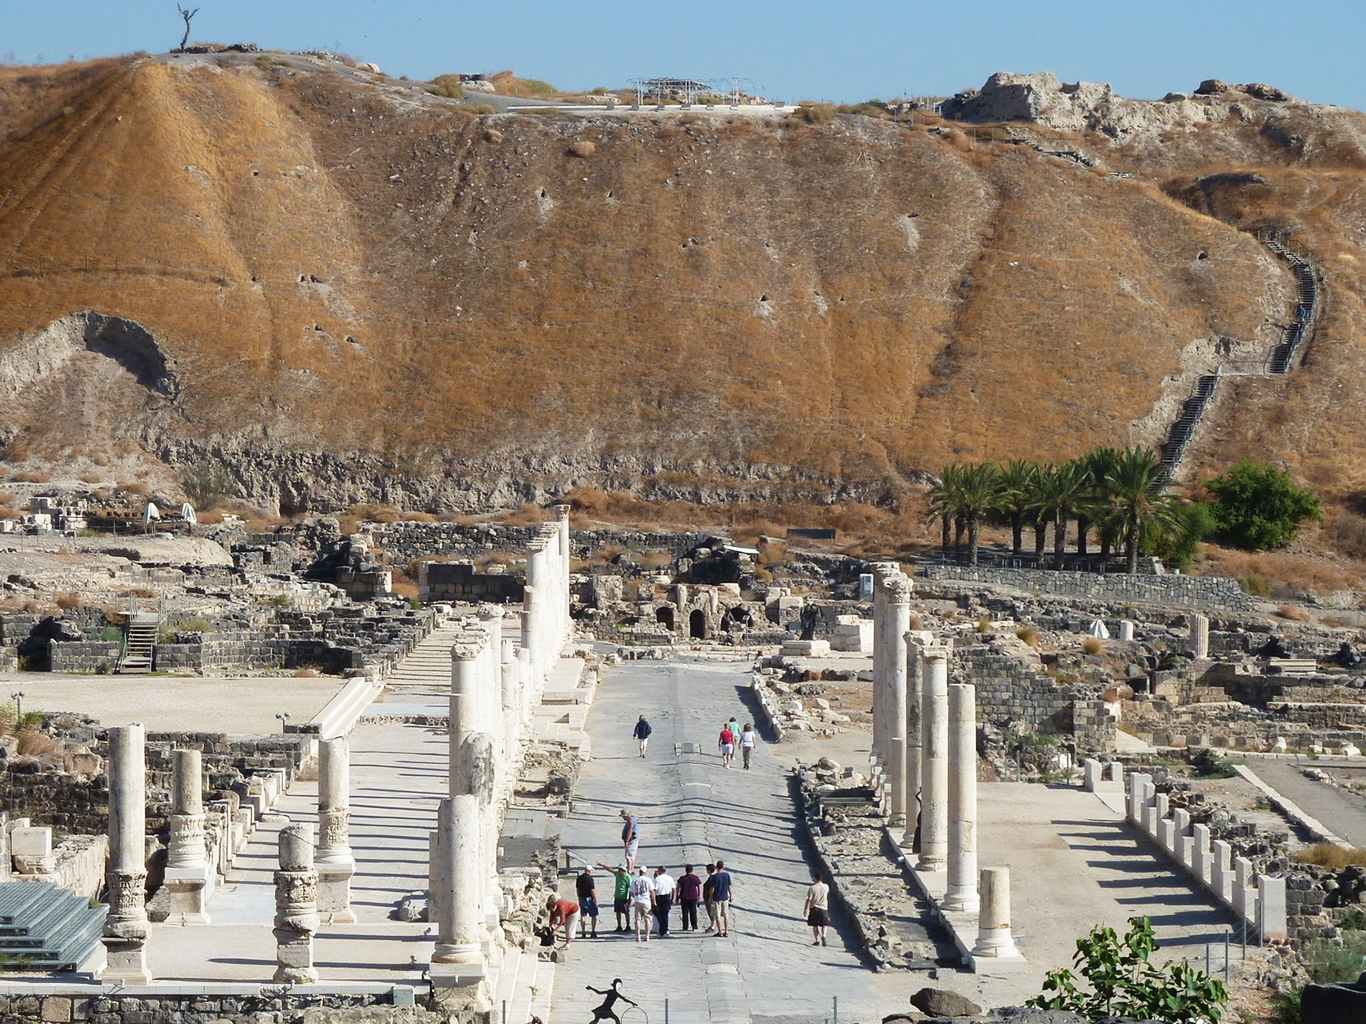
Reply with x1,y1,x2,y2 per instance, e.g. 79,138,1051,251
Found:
1,56,1364,513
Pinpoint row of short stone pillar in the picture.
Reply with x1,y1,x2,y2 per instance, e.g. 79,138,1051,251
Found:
102,724,356,985
869,564,1019,960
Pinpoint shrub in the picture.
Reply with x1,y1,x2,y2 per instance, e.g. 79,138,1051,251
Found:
254,54,273,71
1016,626,1039,646
1081,637,1103,655
1276,604,1309,621
12,471,51,483
568,139,596,158
181,460,234,508
977,615,991,634
789,103,834,125
16,727,56,757
1206,461,1322,551
1239,573,1275,597
427,74,463,99
1029,917,1227,1023
1140,500,1216,570
55,592,81,610
1300,929,1366,983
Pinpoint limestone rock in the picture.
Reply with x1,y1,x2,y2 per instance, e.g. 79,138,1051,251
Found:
910,987,982,1018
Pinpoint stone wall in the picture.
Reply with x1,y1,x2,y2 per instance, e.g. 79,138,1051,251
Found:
418,560,526,604
48,641,121,673
362,520,718,563
0,988,416,1024
917,564,1255,611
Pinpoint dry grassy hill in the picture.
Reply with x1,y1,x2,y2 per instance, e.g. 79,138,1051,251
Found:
3,54,1366,575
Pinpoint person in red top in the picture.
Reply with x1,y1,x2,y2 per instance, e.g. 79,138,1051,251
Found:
547,895,581,945
718,723,736,769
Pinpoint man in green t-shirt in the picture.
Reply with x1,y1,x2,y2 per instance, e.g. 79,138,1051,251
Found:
598,861,633,932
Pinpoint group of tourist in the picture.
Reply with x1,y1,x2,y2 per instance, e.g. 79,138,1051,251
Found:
630,714,759,770
552,859,735,944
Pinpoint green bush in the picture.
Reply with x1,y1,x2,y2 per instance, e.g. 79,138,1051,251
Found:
1141,500,1216,570
1029,917,1228,1023
1239,573,1275,597
1301,930,1366,983
1206,461,1322,551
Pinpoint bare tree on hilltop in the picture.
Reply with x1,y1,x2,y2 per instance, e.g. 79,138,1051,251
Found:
176,4,200,52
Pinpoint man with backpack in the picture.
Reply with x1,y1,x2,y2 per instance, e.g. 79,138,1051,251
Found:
633,715,652,757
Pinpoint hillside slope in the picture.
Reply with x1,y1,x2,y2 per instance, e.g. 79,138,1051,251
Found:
1,56,1364,519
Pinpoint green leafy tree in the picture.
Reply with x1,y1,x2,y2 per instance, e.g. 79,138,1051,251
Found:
1206,461,1323,551
1029,917,1228,1023
1140,500,1217,571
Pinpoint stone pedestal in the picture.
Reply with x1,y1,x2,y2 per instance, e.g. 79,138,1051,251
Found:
942,683,979,913
316,737,356,924
102,724,151,984
1118,619,1135,642
274,824,319,983
164,748,211,924
972,867,1021,959
901,632,931,849
430,796,486,985
917,648,950,872
1188,613,1210,660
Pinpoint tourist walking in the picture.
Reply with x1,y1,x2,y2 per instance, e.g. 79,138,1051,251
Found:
702,862,718,932
739,722,757,769
598,861,632,932
546,894,581,946
718,722,736,769
803,871,830,946
620,809,639,870
728,716,740,744
629,867,654,942
652,866,676,937
678,863,702,931
711,859,734,936
633,715,652,757
576,864,600,938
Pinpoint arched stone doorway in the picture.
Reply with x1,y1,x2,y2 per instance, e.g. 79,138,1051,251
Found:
656,606,675,631
689,609,707,639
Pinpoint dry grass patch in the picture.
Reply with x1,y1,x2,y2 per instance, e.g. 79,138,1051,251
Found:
1294,843,1366,869
1081,637,1104,655
1276,604,1310,621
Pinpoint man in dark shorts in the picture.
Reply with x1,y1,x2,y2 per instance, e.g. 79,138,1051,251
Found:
803,870,830,946
702,862,718,932
598,861,631,932
711,859,734,937
576,864,599,938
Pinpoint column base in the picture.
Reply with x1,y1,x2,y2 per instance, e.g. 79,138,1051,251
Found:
916,855,946,872
888,813,907,828
941,892,980,914
164,871,212,925
101,942,151,985
317,873,355,924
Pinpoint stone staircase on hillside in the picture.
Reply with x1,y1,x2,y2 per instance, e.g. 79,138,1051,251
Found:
1157,231,1321,480
116,611,160,674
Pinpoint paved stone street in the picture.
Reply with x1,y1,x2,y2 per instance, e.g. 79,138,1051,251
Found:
1242,758,1366,847
548,657,911,1024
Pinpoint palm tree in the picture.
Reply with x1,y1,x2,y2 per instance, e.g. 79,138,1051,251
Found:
927,465,963,558
1103,446,1178,573
954,462,1002,566
1076,447,1120,559
1032,462,1092,569
995,460,1040,557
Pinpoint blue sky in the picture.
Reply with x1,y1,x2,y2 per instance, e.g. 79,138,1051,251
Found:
3,0,1362,109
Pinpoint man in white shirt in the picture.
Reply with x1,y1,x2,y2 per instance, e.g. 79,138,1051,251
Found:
652,866,676,937
630,868,654,943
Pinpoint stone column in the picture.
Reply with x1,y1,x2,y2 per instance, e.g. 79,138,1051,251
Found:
901,633,923,851
316,737,356,924
274,824,319,983
553,504,572,634
103,723,151,984
886,577,912,826
869,564,889,766
917,647,950,872
1188,613,1209,660
436,635,495,980
501,637,521,765
942,682,979,913
521,583,541,687
164,747,211,924
972,867,1022,959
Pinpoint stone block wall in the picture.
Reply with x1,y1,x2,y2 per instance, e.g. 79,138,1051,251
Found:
917,564,1255,611
48,640,121,673
364,520,712,563
418,560,526,603
0,989,409,1023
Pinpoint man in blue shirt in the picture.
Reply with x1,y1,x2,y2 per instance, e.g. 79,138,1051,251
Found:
633,715,652,757
711,859,734,937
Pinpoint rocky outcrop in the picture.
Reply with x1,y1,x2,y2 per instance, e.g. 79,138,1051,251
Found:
941,71,1297,140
